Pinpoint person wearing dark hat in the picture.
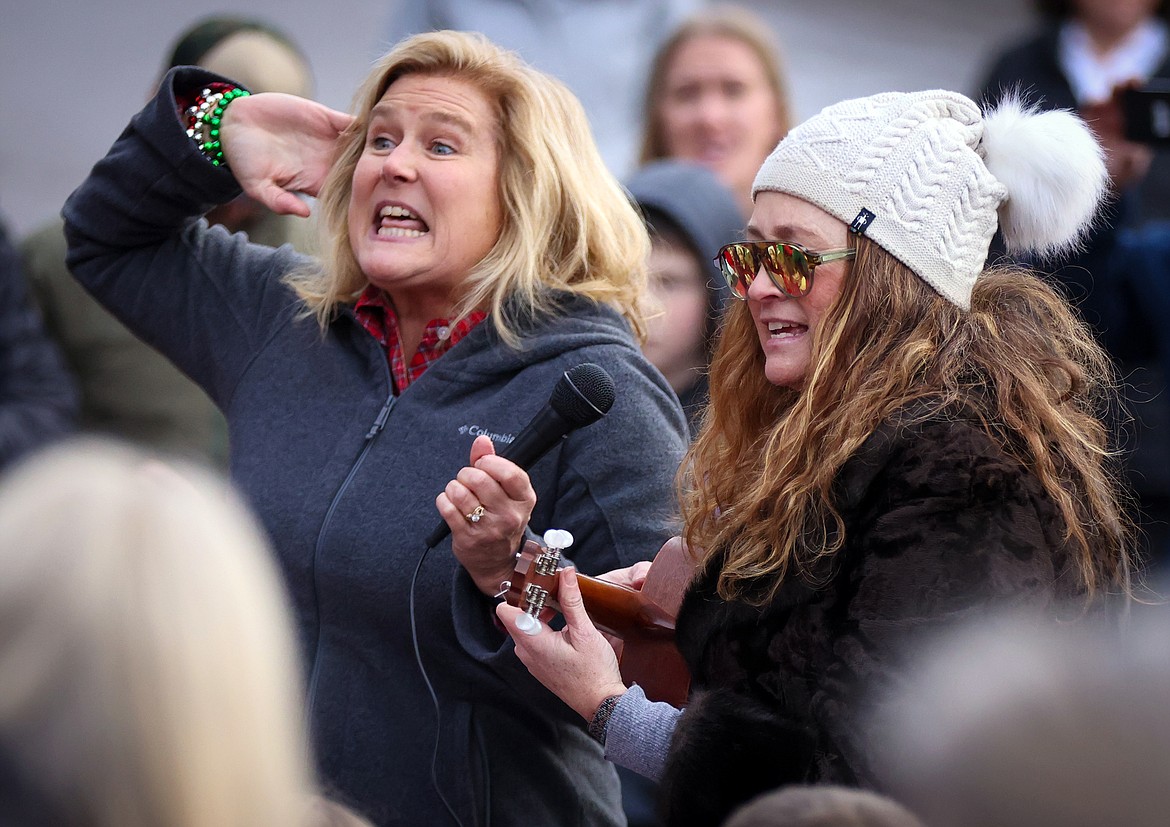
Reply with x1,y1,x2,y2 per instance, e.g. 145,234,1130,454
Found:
162,17,316,249
625,160,744,435
20,16,315,468
978,0,1170,569
618,159,742,826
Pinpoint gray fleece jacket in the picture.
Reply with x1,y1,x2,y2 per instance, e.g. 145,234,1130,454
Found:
63,66,688,827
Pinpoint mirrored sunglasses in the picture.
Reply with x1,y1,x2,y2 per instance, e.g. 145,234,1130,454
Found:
715,241,856,300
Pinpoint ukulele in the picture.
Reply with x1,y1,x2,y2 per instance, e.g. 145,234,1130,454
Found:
502,530,692,707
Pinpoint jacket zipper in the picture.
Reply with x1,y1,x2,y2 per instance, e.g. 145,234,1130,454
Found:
305,391,396,717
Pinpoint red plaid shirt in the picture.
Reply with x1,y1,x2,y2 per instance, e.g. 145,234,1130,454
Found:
353,285,486,393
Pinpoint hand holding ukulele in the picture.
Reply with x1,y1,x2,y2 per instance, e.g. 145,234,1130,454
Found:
495,531,692,718
497,565,630,720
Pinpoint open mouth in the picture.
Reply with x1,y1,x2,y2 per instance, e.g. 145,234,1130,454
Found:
376,204,429,238
767,321,805,340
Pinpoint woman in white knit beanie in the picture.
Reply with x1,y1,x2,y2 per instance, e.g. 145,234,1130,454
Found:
496,89,1140,826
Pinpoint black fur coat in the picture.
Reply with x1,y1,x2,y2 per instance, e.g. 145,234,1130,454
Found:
658,412,1085,826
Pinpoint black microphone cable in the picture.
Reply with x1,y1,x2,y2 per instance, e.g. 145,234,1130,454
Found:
409,539,468,827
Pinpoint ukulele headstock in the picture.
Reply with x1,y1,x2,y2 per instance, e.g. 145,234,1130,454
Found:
502,529,574,635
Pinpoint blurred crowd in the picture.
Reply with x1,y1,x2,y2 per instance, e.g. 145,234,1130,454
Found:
4,2,1170,827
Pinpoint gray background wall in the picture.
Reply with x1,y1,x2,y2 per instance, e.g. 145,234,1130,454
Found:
1,0,1038,239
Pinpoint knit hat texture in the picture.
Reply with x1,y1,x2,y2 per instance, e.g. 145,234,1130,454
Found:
752,90,1108,309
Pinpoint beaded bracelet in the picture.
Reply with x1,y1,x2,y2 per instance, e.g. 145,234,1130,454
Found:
182,83,250,168
588,693,623,746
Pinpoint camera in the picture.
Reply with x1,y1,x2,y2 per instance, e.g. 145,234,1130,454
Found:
1122,82,1170,145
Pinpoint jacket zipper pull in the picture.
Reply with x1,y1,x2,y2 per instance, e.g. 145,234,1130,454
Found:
364,396,395,440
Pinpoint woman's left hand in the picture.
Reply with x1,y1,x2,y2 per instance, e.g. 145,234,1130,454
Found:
438,435,537,596
496,566,628,721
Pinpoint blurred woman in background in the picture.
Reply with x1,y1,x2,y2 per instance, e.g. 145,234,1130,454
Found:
639,5,792,216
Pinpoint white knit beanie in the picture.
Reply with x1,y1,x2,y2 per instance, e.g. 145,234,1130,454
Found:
752,90,1109,309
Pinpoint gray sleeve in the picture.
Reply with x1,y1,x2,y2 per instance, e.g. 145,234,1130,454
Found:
603,683,682,781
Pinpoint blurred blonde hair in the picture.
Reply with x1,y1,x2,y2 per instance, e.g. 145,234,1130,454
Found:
639,5,792,165
287,30,652,346
0,440,338,827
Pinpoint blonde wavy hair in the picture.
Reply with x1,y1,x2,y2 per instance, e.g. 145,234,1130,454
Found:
681,237,1134,605
0,440,355,827
639,5,792,165
286,30,651,346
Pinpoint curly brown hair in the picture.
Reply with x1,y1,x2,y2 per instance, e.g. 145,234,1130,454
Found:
680,235,1134,605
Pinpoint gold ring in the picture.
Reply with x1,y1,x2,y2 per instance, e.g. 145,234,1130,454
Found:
465,505,486,524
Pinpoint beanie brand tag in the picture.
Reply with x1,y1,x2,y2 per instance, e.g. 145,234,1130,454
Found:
850,208,876,235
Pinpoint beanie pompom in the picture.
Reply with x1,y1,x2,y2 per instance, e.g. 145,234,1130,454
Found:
980,95,1108,258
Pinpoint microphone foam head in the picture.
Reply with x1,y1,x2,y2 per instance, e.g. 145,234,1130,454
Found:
552,363,615,427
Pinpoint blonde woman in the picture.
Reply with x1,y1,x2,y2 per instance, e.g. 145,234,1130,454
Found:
0,440,366,827
63,30,687,826
639,5,793,216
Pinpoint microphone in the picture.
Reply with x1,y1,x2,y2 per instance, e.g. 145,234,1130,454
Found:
424,362,616,548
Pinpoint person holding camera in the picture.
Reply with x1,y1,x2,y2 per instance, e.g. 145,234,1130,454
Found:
979,0,1170,569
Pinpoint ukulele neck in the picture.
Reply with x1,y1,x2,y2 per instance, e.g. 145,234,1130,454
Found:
510,542,674,641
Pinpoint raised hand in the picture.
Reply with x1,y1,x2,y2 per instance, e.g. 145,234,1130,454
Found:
439,434,537,596
497,567,628,721
218,93,354,217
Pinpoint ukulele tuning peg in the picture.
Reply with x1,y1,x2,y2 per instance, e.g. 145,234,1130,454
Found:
542,528,574,552
515,612,542,636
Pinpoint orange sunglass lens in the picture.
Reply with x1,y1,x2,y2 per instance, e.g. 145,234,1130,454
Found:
762,244,810,296
721,245,756,297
